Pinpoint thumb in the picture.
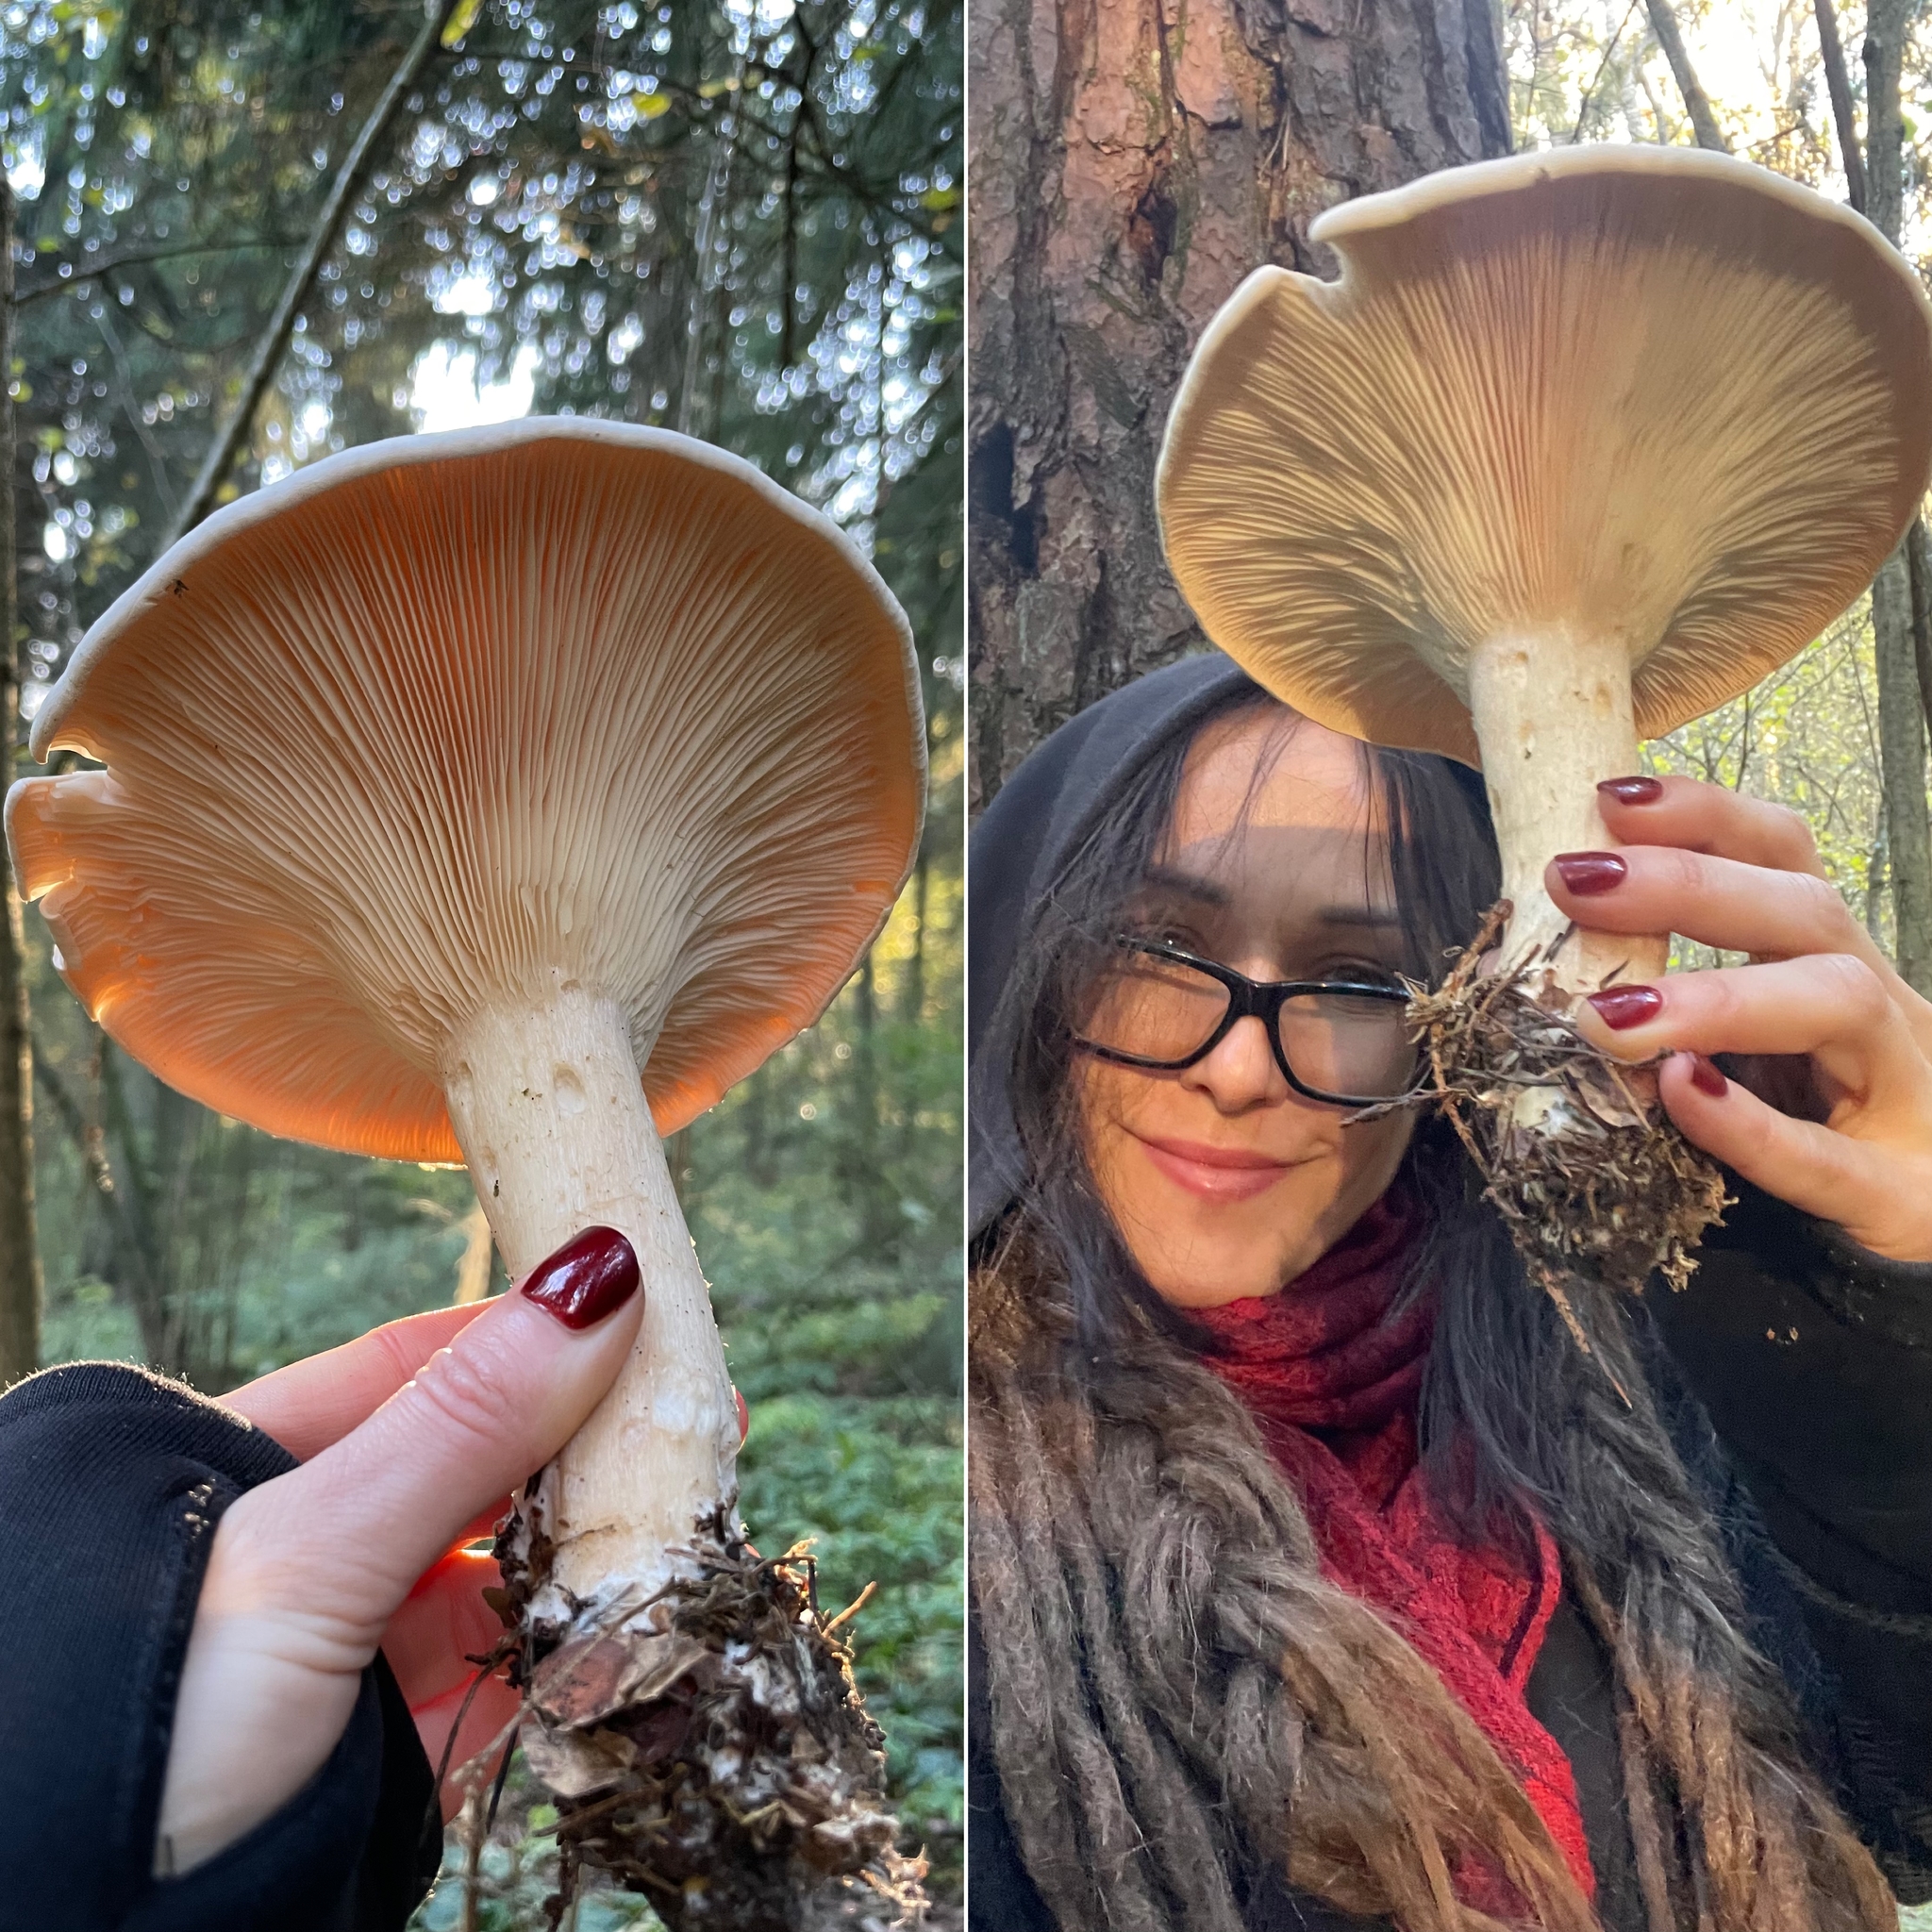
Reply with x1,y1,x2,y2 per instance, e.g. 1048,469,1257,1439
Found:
250,1223,645,1646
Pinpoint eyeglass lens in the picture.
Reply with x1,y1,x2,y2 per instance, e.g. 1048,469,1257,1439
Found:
1078,950,1420,1100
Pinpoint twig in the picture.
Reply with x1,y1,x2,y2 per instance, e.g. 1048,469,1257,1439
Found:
12,238,307,308
824,1578,877,1633
1569,0,1645,142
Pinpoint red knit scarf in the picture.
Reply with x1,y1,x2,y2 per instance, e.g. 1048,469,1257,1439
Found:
1191,1186,1596,1908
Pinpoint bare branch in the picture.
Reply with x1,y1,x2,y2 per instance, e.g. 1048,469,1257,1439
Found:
1812,0,1868,211
1643,0,1732,152
168,0,463,546
13,238,306,308
1569,0,1645,142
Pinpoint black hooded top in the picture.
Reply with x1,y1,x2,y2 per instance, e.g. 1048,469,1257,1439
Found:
0,1361,441,1931
965,656,1932,1931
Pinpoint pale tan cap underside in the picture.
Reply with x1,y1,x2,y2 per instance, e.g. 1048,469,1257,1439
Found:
7,422,924,1161
1157,146,1932,766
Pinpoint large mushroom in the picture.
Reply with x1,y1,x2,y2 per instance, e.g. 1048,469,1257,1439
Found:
1157,146,1932,1308
7,419,927,1924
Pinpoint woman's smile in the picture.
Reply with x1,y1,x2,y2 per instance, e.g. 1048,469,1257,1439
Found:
1130,1131,1304,1202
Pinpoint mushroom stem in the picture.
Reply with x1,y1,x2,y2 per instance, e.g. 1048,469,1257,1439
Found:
441,987,739,1630
1467,626,1671,998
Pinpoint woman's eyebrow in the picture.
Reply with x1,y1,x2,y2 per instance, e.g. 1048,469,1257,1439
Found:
1140,863,1231,907
1318,906,1405,929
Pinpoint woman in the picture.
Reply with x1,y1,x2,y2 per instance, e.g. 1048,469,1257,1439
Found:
967,653,1932,1932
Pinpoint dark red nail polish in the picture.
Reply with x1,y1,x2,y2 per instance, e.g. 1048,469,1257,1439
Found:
1687,1054,1728,1098
1586,984,1663,1030
521,1225,640,1329
1553,851,1628,894
1597,775,1663,806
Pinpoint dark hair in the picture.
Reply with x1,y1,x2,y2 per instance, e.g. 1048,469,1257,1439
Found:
971,686,1892,1932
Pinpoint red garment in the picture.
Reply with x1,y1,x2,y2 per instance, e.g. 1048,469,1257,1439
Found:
1192,1185,1597,1907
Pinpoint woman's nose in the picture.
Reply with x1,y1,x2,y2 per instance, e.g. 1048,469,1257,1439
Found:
1180,1014,1287,1110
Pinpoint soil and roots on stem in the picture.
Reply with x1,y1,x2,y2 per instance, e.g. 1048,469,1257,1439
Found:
441,988,927,1929
1406,634,1733,1355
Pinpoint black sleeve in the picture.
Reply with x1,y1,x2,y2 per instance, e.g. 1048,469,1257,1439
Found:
0,1361,441,1932
1648,1178,1932,1888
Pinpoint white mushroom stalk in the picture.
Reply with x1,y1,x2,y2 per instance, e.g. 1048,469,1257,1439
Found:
1158,147,1932,1301
6,420,927,1924
441,991,735,1631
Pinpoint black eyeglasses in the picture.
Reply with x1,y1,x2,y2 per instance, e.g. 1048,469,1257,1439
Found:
1073,937,1425,1107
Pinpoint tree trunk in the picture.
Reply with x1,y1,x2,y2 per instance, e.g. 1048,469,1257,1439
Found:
0,178,44,1385
1642,0,1731,152
1874,547,1932,982
967,0,1511,805
1813,0,1868,213
902,840,929,1024
1906,520,1932,740
1860,0,1932,988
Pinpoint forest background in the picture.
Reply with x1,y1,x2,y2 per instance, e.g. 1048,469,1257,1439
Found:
2,0,962,1924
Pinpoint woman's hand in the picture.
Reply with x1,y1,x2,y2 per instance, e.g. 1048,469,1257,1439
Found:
153,1227,646,1877
1546,774,1932,1264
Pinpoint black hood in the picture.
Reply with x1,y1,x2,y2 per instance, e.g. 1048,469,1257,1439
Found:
967,653,1259,1238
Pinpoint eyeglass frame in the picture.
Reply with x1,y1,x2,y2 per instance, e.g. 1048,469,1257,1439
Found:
1072,936,1428,1108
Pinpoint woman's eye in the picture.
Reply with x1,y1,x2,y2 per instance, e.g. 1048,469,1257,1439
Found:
1319,958,1401,989
1125,921,1203,952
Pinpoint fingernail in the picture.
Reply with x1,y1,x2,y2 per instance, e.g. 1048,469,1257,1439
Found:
521,1225,640,1330
1554,851,1628,895
1687,1053,1728,1098
1597,775,1663,806
1586,984,1663,1030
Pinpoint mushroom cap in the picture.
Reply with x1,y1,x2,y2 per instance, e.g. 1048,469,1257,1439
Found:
8,420,924,1161
1156,145,1932,766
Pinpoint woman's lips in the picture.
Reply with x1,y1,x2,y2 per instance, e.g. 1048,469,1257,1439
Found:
1134,1134,1296,1203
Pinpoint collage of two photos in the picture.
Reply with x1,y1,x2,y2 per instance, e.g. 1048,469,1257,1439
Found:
9,1,1932,1930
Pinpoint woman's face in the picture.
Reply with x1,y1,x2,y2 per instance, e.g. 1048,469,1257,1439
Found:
1074,708,1421,1307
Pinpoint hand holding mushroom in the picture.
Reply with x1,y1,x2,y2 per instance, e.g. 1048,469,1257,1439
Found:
1158,146,1932,1319
157,1250,642,1874
8,422,928,1926
1555,773,1932,1266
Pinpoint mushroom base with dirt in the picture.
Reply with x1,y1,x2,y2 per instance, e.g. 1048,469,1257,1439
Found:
1398,903,1731,1358
496,1511,928,1932
442,991,927,1929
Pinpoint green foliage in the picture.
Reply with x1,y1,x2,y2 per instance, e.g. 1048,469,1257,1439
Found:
1646,608,1894,963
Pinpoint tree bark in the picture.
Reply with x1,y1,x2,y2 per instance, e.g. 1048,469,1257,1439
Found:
1642,0,1731,152
1907,520,1932,740
169,0,460,545
1873,548,1932,982
967,0,1511,806
1860,0,1932,988
1863,0,1911,243
1812,0,1868,213
0,178,44,1385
